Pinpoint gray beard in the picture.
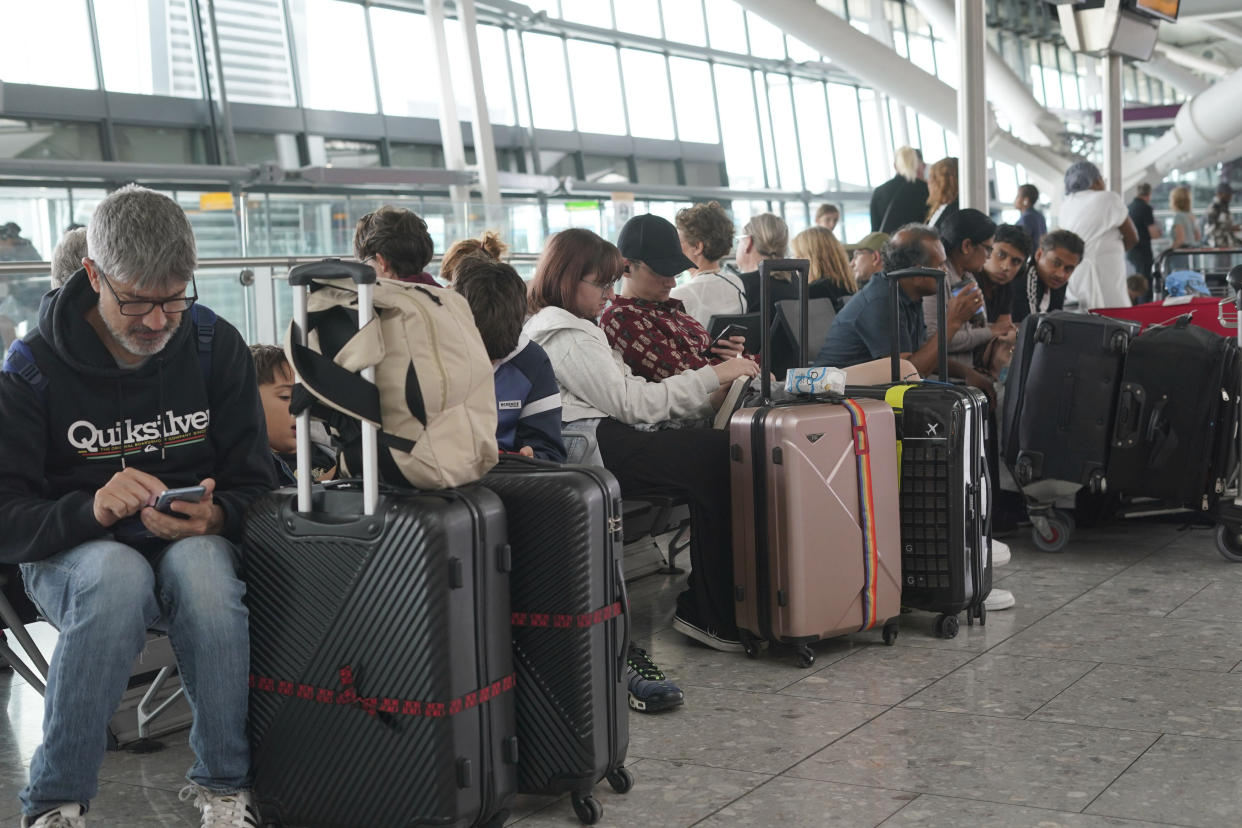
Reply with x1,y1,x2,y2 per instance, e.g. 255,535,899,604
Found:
101,312,175,358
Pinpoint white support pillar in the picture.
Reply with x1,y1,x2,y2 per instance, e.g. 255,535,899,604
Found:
957,0,988,211
426,0,470,213
1103,54,1123,195
456,0,504,229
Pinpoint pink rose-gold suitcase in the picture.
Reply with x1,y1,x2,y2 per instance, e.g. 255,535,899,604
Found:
729,260,901,667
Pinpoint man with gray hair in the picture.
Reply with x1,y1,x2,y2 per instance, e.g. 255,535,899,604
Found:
49,227,88,288
0,185,274,827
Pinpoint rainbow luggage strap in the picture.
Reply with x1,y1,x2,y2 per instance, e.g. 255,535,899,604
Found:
841,398,881,631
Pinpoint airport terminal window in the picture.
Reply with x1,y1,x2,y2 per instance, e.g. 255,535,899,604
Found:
785,35,821,64
203,0,297,106
389,143,445,168
714,64,767,190
613,0,663,39
233,132,281,165
682,160,724,187
567,41,627,136
827,83,868,188
668,58,720,145
620,49,676,140
0,0,97,90
371,8,439,119
291,0,378,114
752,72,780,187
113,125,208,165
745,12,786,59
859,88,892,189
582,154,633,184
0,120,104,162
635,159,680,186
793,78,836,192
560,0,613,28
324,140,381,168
523,32,575,131
95,0,203,99
476,25,519,126
766,74,804,191
507,29,532,129
703,0,748,53
661,0,708,48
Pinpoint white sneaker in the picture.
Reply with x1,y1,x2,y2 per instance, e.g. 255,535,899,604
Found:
178,785,259,828
991,539,1012,567
984,587,1016,611
20,804,85,828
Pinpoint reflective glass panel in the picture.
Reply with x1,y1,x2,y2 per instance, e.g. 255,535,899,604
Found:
662,0,707,47
205,0,296,106
703,0,747,53
766,74,803,191
291,0,378,113
714,64,765,190
792,79,835,193
614,0,663,38
524,33,575,130
826,83,867,188
0,0,96,89
96,0,203,98
620,50,675,140
668,58,719,144
567,41,627,136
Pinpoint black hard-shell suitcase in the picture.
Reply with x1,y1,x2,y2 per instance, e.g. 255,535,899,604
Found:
1002,311,1136,503
1107,316,1240,512
480,456,633,825
244,260,517,828
846,267,992,639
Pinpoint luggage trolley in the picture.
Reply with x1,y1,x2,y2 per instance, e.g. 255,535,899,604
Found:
1211,265,1242,561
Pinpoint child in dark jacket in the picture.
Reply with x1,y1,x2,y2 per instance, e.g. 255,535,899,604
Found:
249,344,336,485
453,256,567,462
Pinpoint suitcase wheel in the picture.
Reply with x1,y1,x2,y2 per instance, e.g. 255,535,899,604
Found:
934,613,960,639
572,793,603,825
1109,330,1129,355
740,629,762,659
796,645,815,669
606,766,634,795
966,602,987,628
882,620,899,646
1215,523,1242,563
1031,511,1071,553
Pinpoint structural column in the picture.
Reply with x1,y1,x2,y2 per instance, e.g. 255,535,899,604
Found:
1103,54,1123,194
426,0,470,214
956,0,987,210
456,0,504,228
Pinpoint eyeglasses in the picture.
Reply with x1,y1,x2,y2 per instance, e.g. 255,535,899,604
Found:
583,277,618,290
98,270,197,317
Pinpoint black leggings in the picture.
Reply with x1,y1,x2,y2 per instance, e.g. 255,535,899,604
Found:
596,419,736,634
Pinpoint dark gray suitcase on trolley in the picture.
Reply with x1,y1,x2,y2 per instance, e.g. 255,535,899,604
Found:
244,260,517,828
1002,311,1136,500
846,268,992,639
480,455,633,825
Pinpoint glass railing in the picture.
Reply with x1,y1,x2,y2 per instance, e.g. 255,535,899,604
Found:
0,253,541,353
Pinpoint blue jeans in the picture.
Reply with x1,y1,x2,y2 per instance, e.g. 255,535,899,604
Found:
19,536,251,816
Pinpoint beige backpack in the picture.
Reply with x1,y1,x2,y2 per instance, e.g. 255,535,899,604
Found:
285,268,498,489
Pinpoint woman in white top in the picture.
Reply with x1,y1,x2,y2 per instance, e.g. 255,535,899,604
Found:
669,201,747,328
524,228,758,654
1057,160,1138,310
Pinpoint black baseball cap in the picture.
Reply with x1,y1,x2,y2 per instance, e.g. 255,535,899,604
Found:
616,214,695,278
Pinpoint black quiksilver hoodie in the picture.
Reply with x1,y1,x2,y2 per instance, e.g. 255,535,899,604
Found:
0,269,276,563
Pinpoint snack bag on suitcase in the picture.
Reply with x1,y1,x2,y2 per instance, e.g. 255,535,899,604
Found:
845,268,992,638
480,456,632,826
730,259,902,668
245,261,517,828
1107,315,1239,512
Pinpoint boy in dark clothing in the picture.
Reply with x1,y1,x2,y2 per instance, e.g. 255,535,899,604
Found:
1010,229,1085,324
250,344,335,485
453,256,566,462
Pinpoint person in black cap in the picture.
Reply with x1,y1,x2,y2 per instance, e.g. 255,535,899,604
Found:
603,214,752,382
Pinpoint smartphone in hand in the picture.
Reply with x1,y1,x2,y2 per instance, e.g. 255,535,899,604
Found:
704,323,749,357
153,485,207,516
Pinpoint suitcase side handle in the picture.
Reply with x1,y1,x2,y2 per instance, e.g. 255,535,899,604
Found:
615,559,630,675
1112,383,1146,448
886,268,947,383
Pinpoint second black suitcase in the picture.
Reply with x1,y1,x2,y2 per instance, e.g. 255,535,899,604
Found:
480,456,632,826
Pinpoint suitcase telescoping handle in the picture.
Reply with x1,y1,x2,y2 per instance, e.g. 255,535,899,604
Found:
886,267,948,384
757,257,812,403
288,258,379,516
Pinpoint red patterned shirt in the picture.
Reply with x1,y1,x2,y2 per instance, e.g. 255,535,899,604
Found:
601,296,755,382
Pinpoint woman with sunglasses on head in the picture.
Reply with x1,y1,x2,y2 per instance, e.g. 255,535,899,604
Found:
524,228,758,671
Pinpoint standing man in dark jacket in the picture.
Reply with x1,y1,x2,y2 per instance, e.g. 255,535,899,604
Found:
1127,182,1161,282
870,146,929,234
0,185,274,828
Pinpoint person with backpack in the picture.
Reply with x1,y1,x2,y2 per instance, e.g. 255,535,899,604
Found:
0,185,275,828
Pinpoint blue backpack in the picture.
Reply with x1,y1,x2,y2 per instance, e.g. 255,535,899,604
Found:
1,304,217,402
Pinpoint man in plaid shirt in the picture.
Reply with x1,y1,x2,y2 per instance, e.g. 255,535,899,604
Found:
602,214,752,381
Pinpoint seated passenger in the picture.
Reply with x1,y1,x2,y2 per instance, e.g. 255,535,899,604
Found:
523,228,758,710
452,256,567,462
925,208,1010,364
50,227,88,289
736,213,799,310
670,203,747,327
791,225,857,311
353,205,440,287
0,185,275,827
602,213,750,383
814,223,994,402
250,344,336,485
1010,229,1085,323
815,202,841,233
976,224,1029,380
439,230,507,285
846,232,888,288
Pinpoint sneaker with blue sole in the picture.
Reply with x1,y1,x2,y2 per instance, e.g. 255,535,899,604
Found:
626,646,684,713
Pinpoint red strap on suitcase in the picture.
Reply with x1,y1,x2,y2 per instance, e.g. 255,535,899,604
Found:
509,601,623,629
842,399,881,632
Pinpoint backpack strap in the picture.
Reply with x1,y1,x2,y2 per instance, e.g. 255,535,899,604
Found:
1,340,49,404
189,304,216,385
841,398,882,633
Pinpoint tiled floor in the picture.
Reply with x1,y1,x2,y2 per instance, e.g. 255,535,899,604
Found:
5,518,1242,826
